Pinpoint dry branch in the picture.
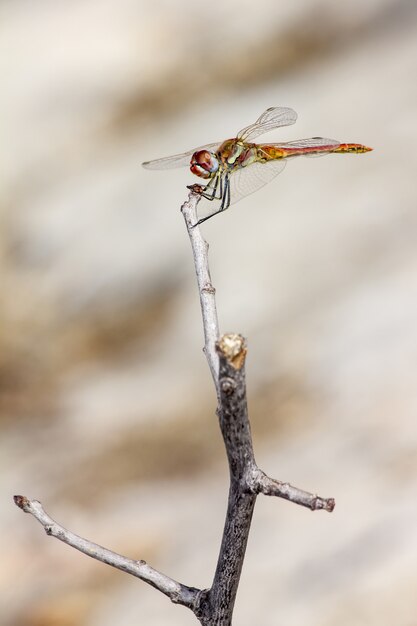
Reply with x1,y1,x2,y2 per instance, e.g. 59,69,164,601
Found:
14,188,335,626
13,495,202,610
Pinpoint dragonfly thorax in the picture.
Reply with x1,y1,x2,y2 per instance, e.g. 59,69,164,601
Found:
218,139,257,169
190,150,219,179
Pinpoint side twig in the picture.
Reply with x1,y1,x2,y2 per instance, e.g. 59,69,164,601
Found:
252,470,335,512
13,496,203,611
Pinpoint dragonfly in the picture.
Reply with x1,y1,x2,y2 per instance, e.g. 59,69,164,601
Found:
142,107,372,226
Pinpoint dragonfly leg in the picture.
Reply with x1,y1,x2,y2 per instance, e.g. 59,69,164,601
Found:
192,173,231,227
220,173,230,211
200,171,223,201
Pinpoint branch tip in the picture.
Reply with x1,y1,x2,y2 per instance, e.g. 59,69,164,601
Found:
322,497,336,513
254,472,335,513
14,495,30,511
186,183,205,195
216,333,247,369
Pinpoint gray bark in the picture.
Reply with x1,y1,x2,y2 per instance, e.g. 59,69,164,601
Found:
14,190,334,625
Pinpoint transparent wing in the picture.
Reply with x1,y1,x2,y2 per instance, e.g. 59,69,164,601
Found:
142,142,221,170
229,160,287,206
237,107,298,142
268,136,340,157
226,136,340,208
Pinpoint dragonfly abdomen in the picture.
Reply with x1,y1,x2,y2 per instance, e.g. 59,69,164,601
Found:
258,142,372,161
256,145,286,162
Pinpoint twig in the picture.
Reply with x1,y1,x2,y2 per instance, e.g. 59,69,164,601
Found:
181,191,220,392
13,496,203,610
252,470,335,512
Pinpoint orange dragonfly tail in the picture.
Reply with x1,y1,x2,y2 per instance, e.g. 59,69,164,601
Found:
333,143,373,154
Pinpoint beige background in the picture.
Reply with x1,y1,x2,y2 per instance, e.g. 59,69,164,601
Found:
1,1,417,624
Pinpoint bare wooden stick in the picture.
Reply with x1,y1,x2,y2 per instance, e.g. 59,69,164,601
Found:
13,495,203,611
181,191,220,391
252,469,335,512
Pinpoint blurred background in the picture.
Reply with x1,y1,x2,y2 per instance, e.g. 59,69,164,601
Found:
2,1,417,624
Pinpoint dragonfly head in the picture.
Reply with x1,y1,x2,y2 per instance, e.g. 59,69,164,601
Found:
190,150,219,179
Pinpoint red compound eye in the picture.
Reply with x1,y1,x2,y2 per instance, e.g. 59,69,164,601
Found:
190,150,219,179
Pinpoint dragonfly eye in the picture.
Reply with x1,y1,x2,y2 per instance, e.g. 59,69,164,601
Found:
190,150,219,179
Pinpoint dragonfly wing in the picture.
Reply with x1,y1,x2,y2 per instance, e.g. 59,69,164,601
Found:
229,159,287,206
269,137,340,157
142,142,221,170
237,107,297,142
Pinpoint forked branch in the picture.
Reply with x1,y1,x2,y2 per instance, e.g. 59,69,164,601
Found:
14,189,334,626
181,190,334,625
